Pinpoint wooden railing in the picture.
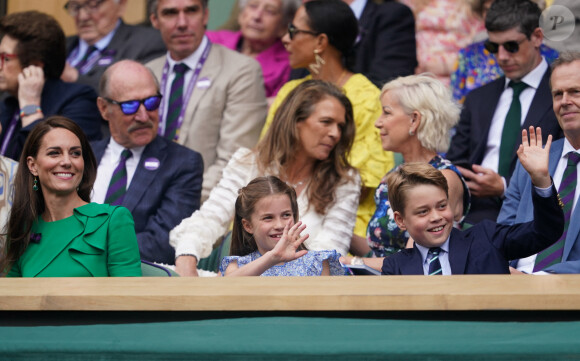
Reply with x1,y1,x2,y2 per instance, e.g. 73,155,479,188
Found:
2,275,580,311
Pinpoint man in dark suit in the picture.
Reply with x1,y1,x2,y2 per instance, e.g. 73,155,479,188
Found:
381,138,564,275
62,0,166,92
447,0,562,225
93,60,203,265
498,53,580,274
346,0,417,87
0,11,102,161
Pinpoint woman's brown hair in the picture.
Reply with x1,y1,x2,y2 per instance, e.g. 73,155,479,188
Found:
1,116,97,274
255,79,355,214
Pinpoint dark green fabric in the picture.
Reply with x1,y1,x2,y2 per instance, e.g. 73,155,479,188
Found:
197,232,232,273
1,317,580,360
140,262,179,277
498,81,528,177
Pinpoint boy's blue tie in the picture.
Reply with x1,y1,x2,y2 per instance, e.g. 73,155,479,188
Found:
427,247,443,275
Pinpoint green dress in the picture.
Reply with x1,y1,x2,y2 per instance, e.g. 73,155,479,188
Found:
7,203,142,277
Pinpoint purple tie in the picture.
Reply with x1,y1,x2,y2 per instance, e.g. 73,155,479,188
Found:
104,149,132,206
533,151,580,271
75,45,98,71
165,63,189,140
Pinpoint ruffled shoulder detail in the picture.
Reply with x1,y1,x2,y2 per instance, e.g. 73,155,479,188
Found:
305,250,345,276
70,203,118,253
220,251,260,275
69,203,125,276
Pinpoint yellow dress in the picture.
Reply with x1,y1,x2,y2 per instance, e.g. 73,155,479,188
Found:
260,74,394,237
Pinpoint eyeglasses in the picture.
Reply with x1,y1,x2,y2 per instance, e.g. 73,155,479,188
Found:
0,53,18,68
483,38,527,54
287,23,319,40
64,0,107,17
104,94,163,115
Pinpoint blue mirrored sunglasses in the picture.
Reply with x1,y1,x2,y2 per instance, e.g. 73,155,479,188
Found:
104,94,163,115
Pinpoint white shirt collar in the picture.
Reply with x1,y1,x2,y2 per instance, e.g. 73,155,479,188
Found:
562,137,580,160
77,19,121,54
416,237,450,265
165,35,209,71
504,57,548,90
349,0,367,20
107,136,146,160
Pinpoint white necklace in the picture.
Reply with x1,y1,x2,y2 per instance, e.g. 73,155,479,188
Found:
286,180,305,188
285,177,310,189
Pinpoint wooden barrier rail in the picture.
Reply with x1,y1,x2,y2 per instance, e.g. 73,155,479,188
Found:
2,275,580,311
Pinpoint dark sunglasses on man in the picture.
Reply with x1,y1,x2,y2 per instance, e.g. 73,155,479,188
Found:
483,38,526,54
103,94,163,115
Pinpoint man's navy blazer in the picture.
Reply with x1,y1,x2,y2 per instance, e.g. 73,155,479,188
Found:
92,135,203,265
0,79,102,161
499,138,580,273
352,0,417,87
382,186,564,275
446,68,562,223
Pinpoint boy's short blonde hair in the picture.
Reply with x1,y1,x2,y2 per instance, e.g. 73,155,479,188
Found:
386,163,449,215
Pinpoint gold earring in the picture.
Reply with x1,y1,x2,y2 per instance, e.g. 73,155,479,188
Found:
309,49,325,75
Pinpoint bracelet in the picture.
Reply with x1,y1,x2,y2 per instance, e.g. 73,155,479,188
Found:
176,254,198,262
351,256,365,266
20,105,42,118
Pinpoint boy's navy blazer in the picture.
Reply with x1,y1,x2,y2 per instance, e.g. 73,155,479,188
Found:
91,135,203,265
382,186,564,275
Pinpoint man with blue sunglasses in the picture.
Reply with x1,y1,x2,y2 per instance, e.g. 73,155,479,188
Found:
447,0,563,225
92,60,203,265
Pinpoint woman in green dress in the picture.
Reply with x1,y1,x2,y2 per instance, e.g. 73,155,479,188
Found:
1,116,141,277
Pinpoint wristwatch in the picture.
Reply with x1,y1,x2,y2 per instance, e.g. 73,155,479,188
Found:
20,105,42,117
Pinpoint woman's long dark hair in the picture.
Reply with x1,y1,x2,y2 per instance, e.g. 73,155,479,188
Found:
304,0,359,71
0,116,97,274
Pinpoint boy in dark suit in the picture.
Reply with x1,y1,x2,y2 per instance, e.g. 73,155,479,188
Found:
382,127,564,275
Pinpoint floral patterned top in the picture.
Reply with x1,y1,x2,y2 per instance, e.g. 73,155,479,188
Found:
366,156,470,257
451,41,559,103
220,250,344,276
401,0,484,86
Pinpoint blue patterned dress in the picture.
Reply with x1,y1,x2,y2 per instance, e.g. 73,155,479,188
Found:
220,250,344,276
366,156,471,257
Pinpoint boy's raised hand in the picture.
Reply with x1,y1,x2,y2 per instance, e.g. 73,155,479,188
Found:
517,126,552,188
271,221,309,263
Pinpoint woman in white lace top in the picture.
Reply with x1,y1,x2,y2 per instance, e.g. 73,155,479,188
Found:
170,80,361,276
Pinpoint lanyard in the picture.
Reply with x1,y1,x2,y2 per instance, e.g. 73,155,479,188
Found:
158,41,212,137
0,110,20,156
